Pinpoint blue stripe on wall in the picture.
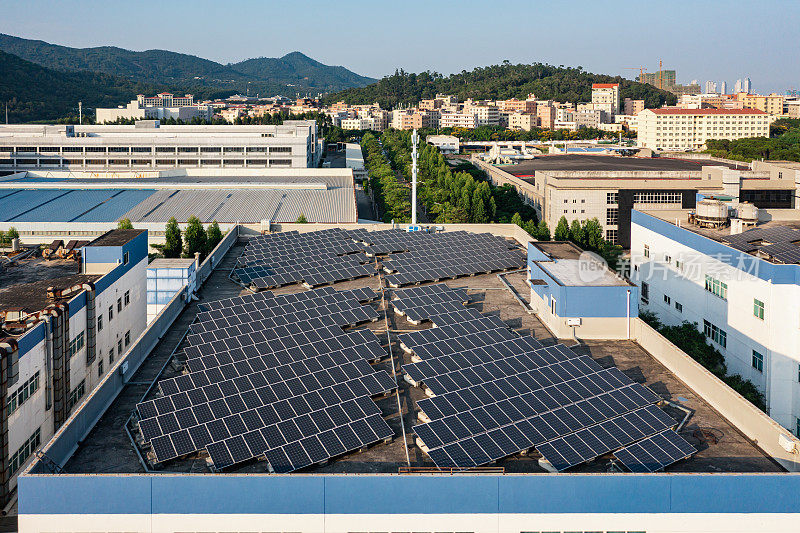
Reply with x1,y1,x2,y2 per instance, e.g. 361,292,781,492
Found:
17,321,45,358
17,474,800,515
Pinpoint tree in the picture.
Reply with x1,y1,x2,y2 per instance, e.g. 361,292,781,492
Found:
569,219,585,246
296,214,309,223
511,212,523,227
163,217,182,258
206,221,223,252
117,218,133,229
183,216,207,259
536,221,551,241
6,227,19,241
554,216,570,240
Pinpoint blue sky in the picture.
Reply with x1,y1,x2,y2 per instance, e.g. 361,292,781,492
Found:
1,0,798,93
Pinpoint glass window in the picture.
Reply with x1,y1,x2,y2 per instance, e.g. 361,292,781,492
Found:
754,299,764,320
97,313,103,332
752,350,764,372
109,305,114,321
644,244,650,258
704,275,728,300
124,290,130,306
125,331,131,347
117,298,122,312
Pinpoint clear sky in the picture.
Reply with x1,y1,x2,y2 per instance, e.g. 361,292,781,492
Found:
1,0,798,93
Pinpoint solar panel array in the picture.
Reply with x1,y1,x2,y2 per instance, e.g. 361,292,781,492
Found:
135,286,397,472
613,429,697,473
722,225,800,264
233,229,375,289
393,285,695,472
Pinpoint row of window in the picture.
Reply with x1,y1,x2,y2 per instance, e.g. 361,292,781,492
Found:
633,192,682,204
1,159,293,167
67,331,85,359
7,371,40,415
3,146,294,154
704,274,728,300
9,427,41,475
703,319,727,348
67,379,86,412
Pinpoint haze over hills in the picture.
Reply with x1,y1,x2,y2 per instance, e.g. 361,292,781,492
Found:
0,33,376,91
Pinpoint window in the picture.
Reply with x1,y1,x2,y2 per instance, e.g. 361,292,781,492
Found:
125,330,131,347
641,282,649,304
117,298,122,313
633,191,682,204
98,358,104,376
9,427,41,474
644,244,650,258
109,305,114,321
97,313,103,332
754,299,764,320
124,290,130,306
117,339,123,355
704,275,728,300
664,254,671,264
752,350,764,372
67,380,86,411
663,294,671,305
109,348,115,365
7,372,40,415
67,331,85,358
796,417,800,439
675,259,683,271
703,319,727,348
675,301,683,313
123,251,130,265
605,229,618,245
606,208,618,225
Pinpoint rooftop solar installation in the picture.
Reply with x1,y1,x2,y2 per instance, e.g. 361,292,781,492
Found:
390,285,696,472
135,286,396,472
613,429,697,473
232,228,525,290
721,225,800,264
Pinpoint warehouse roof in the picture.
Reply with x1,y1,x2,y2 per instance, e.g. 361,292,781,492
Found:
507,155,740,175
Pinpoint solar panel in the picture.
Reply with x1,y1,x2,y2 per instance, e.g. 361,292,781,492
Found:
613,429,696,473
136,286,396,471
721,225,800,264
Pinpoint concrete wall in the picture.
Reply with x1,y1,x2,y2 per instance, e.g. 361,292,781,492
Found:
632,317,800,472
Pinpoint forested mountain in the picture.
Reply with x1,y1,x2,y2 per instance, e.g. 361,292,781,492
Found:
0,33,375,92
323,63,677,109
0,51,227,123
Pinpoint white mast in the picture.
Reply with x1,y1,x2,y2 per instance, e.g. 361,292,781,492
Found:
411,129,418,226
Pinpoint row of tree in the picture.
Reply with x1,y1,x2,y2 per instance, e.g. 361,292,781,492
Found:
553,216,622,269
705,118,800,162
360,132,411,222
423,125,634,143
117,217,223,260
0,227,20,246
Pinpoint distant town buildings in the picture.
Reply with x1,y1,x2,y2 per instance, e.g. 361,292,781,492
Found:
96,93,214,123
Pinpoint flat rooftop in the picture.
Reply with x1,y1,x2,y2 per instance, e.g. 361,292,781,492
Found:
505,155,741,176
642,208,800,265
0,253,99,315
89,229,146,247
63,235,781,475
531,241,631,287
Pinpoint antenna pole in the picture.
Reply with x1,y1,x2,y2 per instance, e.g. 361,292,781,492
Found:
411,129,418,226
78,101,82,124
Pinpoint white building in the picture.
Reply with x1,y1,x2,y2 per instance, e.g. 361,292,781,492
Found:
440,112,478,129
637,108,770,151
340,118,374,131
467,105,500,127
425,135,460,154
591,83,620,115
705,81,717,94
146,258,196,323
0,229,147,502
0,120,322,170
631,208,800,435
96,94,213,124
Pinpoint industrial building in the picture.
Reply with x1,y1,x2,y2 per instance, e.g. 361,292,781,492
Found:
95,93,214,124
631,203,800,437
472,155,800,247
0,120,322,172
636,108,770,151
0,229,148,505
0,169,358,246
13,222,800,532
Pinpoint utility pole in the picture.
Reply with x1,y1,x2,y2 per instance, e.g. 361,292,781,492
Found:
411,128,418,226
5,102,7,125
78,101,82,125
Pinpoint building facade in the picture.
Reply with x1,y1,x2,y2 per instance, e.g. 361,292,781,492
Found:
96,94,213,124
0,229,147,504
630,209,800,434
0,120,322,171
591,83,620,115
637,108,770,151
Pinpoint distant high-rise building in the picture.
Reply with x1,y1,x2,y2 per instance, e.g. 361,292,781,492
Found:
690,79,699,86
705,81,717,94
734,79,743,94
721,81,728,95
743,77,752,94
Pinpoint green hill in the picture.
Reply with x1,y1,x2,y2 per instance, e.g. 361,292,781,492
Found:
0,33,375,92
323,63,677,109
